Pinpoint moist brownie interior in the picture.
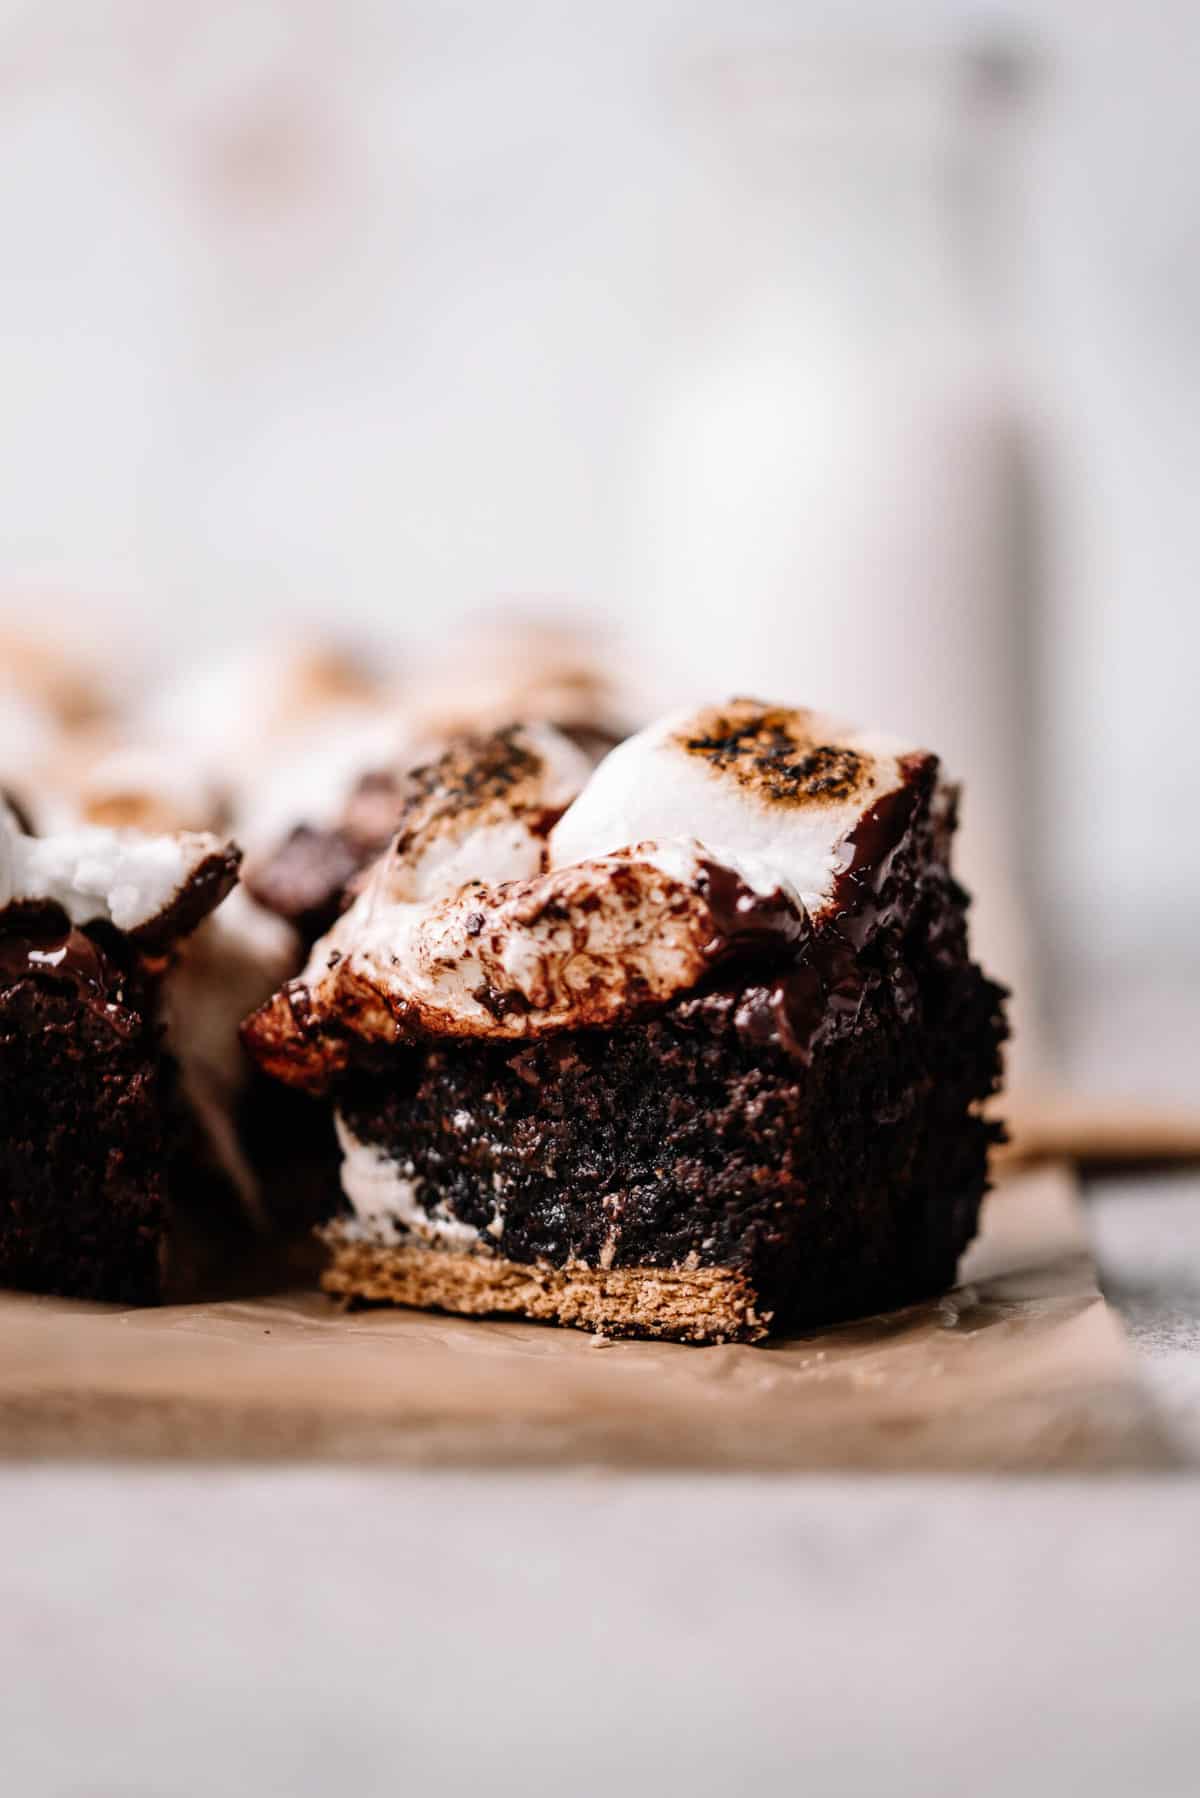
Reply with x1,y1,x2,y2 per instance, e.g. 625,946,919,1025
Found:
0,912,175,1303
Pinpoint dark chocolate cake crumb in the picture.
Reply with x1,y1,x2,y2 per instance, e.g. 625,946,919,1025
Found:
0,820,256,1304
0,909,171,1303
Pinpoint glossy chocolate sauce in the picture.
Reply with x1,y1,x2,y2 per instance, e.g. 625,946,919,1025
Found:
696,859,809,963
0,907,143,1034
722,760,937,1065
827,776,925,948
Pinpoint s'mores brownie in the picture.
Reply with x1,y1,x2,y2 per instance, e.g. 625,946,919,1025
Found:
0,807,245,1302
244,700,1007,1343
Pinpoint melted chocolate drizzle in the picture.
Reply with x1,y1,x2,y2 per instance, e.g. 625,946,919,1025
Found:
719,764,936,1065
0,907,142,1034
696,859,810,963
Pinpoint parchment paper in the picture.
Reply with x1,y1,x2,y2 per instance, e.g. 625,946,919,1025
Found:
0,1165,1175,1471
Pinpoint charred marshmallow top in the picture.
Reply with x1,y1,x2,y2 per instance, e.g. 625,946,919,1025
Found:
243,702,943,1092
551,702,927,917
373,721,592,903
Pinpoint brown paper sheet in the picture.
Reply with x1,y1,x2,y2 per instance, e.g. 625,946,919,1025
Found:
0,1165,1176,1471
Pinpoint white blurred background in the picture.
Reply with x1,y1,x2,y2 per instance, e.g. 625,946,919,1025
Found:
0,0,1196,1096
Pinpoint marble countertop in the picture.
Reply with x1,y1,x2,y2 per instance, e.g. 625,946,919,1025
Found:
1090,1168,1200,1463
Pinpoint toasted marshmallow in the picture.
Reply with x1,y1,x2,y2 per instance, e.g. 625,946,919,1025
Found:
248,848,783,1088
551,699,931,923
0,810,240,946
377,722,592,904
243,700,939,1090
75,742,227,835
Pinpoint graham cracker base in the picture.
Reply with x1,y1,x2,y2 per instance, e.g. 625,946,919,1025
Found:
319,1226,769,1344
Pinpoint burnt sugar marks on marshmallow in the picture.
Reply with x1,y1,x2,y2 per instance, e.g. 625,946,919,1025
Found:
378,722,593,904
678,700,871,804
241,700,943,1092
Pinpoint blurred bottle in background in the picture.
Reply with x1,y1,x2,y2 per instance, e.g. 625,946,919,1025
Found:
633,42,1043,1080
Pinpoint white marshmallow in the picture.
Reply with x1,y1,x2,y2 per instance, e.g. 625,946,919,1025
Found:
0,810,233,937
551,700,923,920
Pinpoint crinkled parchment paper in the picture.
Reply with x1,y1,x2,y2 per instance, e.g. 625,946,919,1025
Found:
0,1166,1176,1470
